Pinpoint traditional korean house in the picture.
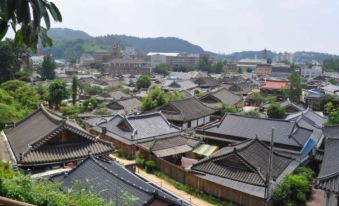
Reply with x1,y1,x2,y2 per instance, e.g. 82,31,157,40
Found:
193,76,221,89
315,125,339,206
199,87,243,108
156,97,217,129
196,113,320,157
162,79,198,92
190,138,299,206
86,112,181,158
106,97,141,115
137,135,199,159
261,99,304,115
50,155,188,206
1,106,114,169
260,80,289,99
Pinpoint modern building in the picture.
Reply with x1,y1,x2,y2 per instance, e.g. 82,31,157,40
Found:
147,52,200,69
300,66,322,80
102,58,151,77
260,80,289,98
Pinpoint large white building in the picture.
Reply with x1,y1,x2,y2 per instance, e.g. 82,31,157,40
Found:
300,65,322,80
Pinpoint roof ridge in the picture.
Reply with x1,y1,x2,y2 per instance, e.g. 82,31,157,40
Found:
226,113,293,122
91,156,157,195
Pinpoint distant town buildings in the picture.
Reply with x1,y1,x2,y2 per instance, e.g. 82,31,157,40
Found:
147,52,200,69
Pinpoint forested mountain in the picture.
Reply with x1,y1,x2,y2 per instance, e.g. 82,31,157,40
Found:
43,28,205,60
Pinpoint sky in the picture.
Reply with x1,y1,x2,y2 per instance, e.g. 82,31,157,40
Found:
51,0,339,55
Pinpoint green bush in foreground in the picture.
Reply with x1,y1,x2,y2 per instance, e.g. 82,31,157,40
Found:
273,167,314,206
0,162,113,206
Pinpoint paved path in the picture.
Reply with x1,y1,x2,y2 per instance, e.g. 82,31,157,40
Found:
136,167,216,206
306,188,326,206
111,154,218,206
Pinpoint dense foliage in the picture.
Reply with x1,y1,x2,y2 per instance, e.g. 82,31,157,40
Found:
72,76,78,105
141,86,184,111
0,162,115,206
39,54,56,80
136,75,151,89
273,167,314,206
326,109,339,126
0,80,41,127
323,58,339,72
48,80,69,110
267,103,285,119
153,64,171,75
284,72,302,102
0,40,30,83
0,0,62,50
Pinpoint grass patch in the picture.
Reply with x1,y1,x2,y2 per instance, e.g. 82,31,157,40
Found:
153,170,233,206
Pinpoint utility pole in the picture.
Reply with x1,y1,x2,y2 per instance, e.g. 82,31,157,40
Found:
265,127,274,205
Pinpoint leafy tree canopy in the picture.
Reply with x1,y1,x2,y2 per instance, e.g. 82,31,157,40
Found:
48,79,68,110
136,75,151,89
39,54,56,80
153,64,171,76
326,109,339,126
0,0,62,50
267,103,285,119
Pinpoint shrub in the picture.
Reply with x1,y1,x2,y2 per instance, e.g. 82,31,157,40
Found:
136,154,145,167
273,167,313,206
145,160,156,173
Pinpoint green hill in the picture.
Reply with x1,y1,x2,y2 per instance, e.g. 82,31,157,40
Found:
43,28,205,61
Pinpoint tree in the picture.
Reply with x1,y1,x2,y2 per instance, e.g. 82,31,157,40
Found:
273,167,313,206
284,71,302,102
267,103,285,119
153,64,171,75
0,40,29,83
0,0,62,50
71,76,78,105
326,109,339,126
136,75,151,89
197,55,212,72
141,86,184,111
323,58,339,72
40,54,56,80
211,61,225,74
324,101,334,114
48,80,68,110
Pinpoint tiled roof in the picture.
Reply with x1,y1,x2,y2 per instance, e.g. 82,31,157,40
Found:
193,77,221,88
163,79,198,90
316,127,339,193
137,136,200,157
191,139,294,187
92,113,181,145
203,114,313,149
260,80,289,90
50,156,186,206
158,97,217,122
199,87,242,106
106,97,141,115
286,108,326,128
4,106,114,166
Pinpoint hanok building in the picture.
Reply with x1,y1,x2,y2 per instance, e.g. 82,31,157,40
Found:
315,125,339,206
261,99,304,115
137,135,200,159
196,113,320,157
260,79,289,99
0,106,114,169
162,79,198,92
193,76,221,89
190,138,299,206
106,97,141,115
85,112,182,158
199,87,243,108
51,155,188,206
156,97,218,129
